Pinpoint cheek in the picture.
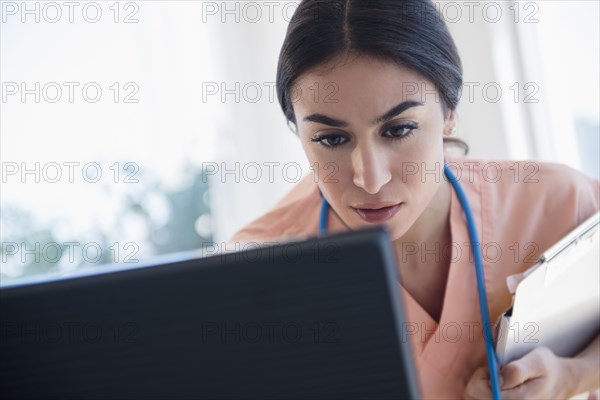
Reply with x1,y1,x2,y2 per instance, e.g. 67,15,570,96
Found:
313,163,352,202
403,129,446,173
388,145,445,196
303,146,352,183
306,156,354,210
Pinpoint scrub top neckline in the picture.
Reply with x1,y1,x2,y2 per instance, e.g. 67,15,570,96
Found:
398,168,483,375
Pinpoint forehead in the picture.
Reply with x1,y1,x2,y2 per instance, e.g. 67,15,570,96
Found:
291,55,440,122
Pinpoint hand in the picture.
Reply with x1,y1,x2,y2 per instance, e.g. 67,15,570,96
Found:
463,347,576,399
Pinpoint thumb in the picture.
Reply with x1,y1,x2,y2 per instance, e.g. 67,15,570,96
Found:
500,349,545,390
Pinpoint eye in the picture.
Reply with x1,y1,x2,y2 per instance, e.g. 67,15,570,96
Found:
382,123,419,139
310,133,348,149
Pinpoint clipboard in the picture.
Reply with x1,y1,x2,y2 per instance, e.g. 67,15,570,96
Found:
495,211,600,366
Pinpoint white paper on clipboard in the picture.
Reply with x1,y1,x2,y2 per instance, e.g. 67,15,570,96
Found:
496,211,600,366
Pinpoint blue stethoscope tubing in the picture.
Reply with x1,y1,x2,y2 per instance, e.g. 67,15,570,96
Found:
318,163,502,400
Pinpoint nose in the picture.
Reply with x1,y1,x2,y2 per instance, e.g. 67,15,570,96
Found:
351,144,392,194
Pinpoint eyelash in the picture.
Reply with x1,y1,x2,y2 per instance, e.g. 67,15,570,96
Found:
310,123,419,149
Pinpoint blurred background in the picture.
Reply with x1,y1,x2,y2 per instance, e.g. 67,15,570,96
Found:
1,0,598,282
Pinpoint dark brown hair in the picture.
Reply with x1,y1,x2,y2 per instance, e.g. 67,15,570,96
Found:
276,0,467,153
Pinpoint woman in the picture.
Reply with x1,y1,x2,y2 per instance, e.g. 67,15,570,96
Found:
227,0,600,398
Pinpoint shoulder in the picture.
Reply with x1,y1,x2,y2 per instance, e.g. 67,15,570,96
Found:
446,155,599,225
447,155,599,265
226,173,322,246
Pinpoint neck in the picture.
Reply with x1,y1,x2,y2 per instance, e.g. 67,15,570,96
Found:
393,178,453,268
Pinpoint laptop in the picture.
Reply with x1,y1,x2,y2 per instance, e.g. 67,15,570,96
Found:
0,226,420,399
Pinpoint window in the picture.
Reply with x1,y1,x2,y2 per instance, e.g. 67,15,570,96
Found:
1,2,221,281
513,0,599,178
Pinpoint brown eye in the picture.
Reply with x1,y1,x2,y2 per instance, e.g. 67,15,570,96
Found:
383,123,418,139
310,134,348,148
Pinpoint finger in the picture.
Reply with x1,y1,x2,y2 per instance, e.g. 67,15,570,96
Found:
589,387,600,400
463,367,492,400
499,375,548,400
500,347,549,390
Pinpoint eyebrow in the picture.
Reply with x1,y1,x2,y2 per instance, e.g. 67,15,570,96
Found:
302,100,424,128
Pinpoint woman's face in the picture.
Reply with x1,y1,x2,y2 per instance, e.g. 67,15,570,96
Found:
292,55,455,240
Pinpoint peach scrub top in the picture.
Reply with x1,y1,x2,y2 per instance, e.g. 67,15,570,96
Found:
227,155,600,399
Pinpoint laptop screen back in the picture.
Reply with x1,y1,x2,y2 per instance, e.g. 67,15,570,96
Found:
1,227,419,399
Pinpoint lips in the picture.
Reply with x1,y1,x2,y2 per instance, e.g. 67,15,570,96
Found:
352,203,403,223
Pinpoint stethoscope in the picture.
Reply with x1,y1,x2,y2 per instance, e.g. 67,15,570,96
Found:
318,163,502,400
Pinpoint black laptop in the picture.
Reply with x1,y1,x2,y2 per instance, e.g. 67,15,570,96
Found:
0,226,420,399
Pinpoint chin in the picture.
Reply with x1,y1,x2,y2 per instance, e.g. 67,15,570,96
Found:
352,217,408,241
387,226,408,242
386,218,413,240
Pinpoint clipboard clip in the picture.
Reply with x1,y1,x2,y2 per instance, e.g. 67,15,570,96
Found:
505,211,600,293
538,211,599,265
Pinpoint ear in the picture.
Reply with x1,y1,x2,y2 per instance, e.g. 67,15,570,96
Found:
443,109,457,137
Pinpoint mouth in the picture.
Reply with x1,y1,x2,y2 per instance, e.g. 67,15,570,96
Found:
351,203,403,223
